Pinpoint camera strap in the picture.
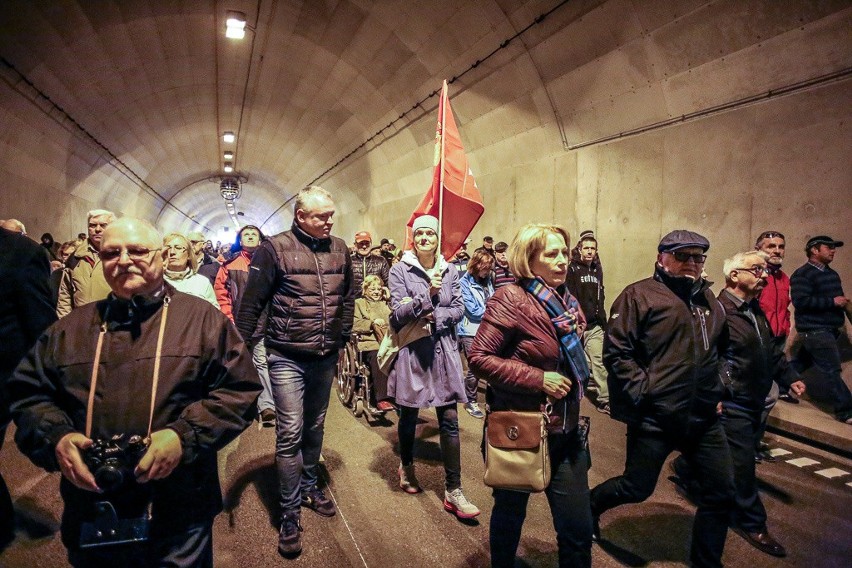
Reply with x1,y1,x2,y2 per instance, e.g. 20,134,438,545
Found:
85,295,171,440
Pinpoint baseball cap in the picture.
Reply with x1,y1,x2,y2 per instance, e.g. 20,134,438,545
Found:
806,235,844,250
354,231,372,243
658,230,710,253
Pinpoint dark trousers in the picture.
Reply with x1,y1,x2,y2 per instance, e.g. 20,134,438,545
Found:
590,421,734,568
361,349,389,403
490,433,592,568
67,519,213,568
0,428,14,541
398,404,461,490
792,328,852,418
721,405,767,532
458,336,479,403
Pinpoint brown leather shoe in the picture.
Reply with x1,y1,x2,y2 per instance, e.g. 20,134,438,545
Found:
738,529,787,557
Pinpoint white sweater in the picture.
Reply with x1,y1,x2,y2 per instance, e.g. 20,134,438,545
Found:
164,269,220,309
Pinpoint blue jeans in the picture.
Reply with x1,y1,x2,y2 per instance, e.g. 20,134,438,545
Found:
267,351,337,516
490,433,592,568
253,341,274,413
458,336,479,403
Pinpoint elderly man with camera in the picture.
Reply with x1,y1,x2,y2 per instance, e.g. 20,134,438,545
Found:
7,217,262,568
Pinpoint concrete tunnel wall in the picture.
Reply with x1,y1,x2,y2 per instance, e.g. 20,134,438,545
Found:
0,0,850,304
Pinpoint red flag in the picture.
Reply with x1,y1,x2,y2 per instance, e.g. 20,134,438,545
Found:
406,80,484,260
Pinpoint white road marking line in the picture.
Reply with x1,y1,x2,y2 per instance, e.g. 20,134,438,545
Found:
786,457,820,467
326,485,370,568
10,470,51,500
814,468,849,479
767,448,791,457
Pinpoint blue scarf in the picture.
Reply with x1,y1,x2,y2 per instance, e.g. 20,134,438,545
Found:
520,277,590,400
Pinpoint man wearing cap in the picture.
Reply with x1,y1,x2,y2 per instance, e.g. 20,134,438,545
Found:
591,229,733,567
187,231,221,285
491,241,514,289
351,231,389,298
474,236,496,259
790,235,852,423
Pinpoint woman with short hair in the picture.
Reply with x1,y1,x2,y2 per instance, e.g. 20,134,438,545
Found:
458,249,495,419
162,232,219,308
469,223,592,567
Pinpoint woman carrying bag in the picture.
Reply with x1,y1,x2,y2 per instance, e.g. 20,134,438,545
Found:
469,223,592,567
386,214,480,519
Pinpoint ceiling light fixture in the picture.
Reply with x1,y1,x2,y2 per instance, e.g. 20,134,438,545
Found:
223,151,234,160
225,11,247,39
223,162,234,173
223,131,235,143
220,177,241,201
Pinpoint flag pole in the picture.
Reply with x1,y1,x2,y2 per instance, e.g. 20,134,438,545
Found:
437,80,448,267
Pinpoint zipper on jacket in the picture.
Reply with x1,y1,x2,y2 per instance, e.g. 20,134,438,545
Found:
314,253,327,351
697,306,709,351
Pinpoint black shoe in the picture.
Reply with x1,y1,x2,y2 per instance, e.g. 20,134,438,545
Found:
260,408,276,428
301,486,336,517
778,393,799,404
757,450,776,463
596,402,611,415
278,513,303,557
736,528,787,557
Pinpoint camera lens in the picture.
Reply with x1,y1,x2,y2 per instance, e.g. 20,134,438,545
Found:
95,465,125,493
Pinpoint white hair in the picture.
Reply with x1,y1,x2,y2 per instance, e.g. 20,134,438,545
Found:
294,186,333,214
722,250,768,283
87,209,116,223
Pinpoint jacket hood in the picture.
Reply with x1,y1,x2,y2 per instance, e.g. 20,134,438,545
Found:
401,249,447,277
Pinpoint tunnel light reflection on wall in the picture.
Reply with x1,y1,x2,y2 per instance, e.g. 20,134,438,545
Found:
225,11,246,39
223,151,234,160
223,131,235,143
223,162,234,173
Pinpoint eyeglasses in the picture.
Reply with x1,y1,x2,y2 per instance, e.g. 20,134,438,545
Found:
735,265,769,277
100,247,159,262
165,244,188,253
670,251,707,263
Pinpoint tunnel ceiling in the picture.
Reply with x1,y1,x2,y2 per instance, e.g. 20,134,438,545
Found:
0,0,586,234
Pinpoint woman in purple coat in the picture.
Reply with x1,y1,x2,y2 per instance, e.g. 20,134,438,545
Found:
387,214,480,519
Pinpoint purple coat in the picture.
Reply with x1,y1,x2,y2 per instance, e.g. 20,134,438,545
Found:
387,251,466,408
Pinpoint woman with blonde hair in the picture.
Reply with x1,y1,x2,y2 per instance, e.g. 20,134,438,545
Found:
353,274,394,411
162,232,219,308
469,223,592,567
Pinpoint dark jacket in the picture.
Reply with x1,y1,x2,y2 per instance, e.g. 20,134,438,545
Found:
717,290,797,411
0,228,57,424
469,284,586,434
197,252,221,285
604,265,727,432
565,258,606,327
350,252,389,297
790,261,846,331
7,286,261,546
236,222,354,358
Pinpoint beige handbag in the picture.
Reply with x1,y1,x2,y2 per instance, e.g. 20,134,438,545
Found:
483,410,551,492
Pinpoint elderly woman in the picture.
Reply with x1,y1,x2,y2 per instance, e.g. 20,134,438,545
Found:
162,232,219,308
353,274,394,412
469,223,591,568
387,214,479,519
458,249,495,419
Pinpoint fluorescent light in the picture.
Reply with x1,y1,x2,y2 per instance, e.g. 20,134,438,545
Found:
226,11,246,39
224,162,234,173
223,131,235,143
223,151,234,160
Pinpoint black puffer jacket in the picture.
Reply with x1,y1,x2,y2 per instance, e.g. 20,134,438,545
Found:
717,290,797,411
350,252,389,297
604,265,727,432
236,223,354,358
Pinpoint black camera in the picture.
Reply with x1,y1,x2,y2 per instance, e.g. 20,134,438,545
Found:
84,433,149,493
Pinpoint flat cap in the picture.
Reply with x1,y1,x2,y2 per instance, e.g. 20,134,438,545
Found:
658,229,710,253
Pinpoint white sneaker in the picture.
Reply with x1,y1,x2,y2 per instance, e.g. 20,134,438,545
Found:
444,488,480,519
398,463,422,494
464,402,485,419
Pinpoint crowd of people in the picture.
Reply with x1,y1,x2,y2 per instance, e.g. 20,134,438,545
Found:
0,188,849,567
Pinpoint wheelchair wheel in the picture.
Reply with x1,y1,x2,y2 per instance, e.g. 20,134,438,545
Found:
354,398,364,417
336,346,355,406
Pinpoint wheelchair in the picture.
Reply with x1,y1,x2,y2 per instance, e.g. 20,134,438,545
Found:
336,335,386,422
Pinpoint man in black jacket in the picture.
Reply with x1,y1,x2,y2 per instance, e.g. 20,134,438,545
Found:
7,218,261,567
236,186,354,558
674,250,804,557
350,230,389,296
0,225,57,548
590,230,733,568
790,235,852,423
565,232,608,414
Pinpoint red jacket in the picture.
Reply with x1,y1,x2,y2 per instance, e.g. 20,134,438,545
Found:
758,268,791,338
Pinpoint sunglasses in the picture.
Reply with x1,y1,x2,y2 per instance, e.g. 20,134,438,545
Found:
757,231,785,241
670,251,707,263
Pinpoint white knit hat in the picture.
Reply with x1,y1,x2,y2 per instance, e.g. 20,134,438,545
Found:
412,214,439,233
